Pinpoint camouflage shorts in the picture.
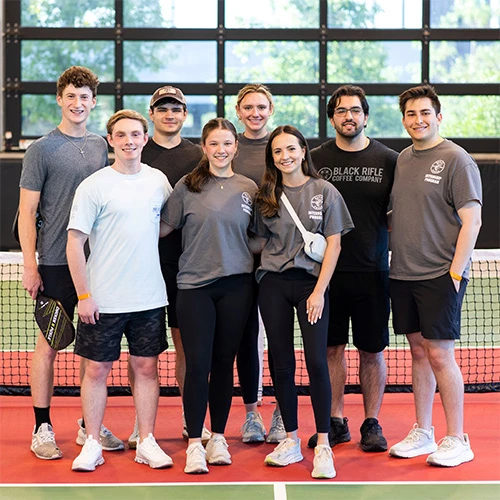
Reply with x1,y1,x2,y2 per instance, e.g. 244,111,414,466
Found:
75,307,168,362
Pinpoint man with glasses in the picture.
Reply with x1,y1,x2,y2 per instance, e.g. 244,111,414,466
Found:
308,85,397,453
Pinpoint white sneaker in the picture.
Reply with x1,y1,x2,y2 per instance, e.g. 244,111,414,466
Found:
311,444,336,479
182,414,212,445
266,409,287,444
72,436,104,471
206,435,232,465
389,424,438,458
426,434,474,467
31,423,62,460
128,417,139,449
135,434,173,469
184,442,209,474
241,411,266,443
76,418,124,451
264,437,303,467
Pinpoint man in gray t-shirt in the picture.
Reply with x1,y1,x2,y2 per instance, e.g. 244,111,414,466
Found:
18,66,121,460
388,85,482,468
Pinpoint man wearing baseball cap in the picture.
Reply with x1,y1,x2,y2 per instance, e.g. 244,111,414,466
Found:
127,86,209,446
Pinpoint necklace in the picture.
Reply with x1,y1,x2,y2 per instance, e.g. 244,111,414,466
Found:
213,175,232,189
59,130,89,158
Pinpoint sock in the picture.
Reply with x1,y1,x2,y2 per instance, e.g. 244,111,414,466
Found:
34,406,51,432
81,418,86,429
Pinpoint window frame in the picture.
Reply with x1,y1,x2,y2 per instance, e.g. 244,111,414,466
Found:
2,0,499,153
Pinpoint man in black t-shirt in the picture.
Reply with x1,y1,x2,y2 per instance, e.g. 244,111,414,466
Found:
127,86,208,447
308,85,397,453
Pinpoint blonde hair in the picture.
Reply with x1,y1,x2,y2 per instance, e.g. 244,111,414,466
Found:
236,83,274,110
106,109,148,135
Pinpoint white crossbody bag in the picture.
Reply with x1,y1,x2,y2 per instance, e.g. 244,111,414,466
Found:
281,192,327,263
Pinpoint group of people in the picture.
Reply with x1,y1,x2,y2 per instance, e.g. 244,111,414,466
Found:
19,65,482,479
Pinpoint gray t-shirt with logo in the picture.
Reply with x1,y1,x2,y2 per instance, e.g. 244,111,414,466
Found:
253,177,354,282
19,128,108,265
161,173,258,289
389,139,482,280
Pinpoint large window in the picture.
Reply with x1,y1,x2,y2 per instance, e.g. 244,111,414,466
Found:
3,0,499,152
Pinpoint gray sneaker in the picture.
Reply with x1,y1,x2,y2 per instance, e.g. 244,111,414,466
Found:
31,423,62,460
266,409,286,444
76,418,124,451
241,411,266,443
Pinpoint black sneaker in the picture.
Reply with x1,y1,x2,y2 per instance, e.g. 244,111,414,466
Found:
307,417,351,448
360,418,387,452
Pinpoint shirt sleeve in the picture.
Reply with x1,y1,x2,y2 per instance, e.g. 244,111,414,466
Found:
161,181,186,229
67,181,99,235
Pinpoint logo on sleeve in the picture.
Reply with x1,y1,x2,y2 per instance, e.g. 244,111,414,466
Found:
425,159,445,184
309,194,323,220
241,192,253,215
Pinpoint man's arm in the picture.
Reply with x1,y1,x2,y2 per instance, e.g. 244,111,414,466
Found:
18,188,42,299
450,200,482,289
67,229,99,324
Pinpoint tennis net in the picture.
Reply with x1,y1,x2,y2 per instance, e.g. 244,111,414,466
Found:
1,250,498,395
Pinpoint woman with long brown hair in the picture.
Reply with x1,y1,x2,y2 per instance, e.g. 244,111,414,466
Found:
160,118,258,474
253,125,353,479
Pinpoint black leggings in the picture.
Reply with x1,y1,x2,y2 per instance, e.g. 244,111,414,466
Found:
177,274,253,437
258,269,331,434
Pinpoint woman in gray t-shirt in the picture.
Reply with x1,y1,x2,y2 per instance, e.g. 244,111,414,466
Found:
160,118,257,475
253,125,353,479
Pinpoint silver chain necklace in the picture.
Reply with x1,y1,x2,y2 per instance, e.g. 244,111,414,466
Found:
59,129,89,158
213,175,232,189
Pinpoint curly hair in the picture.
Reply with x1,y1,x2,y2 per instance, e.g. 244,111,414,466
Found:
56,66,100,97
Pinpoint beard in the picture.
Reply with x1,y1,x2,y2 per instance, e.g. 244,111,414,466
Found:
335,121,364,139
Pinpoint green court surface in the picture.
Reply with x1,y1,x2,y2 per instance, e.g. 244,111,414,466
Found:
1,483,499,500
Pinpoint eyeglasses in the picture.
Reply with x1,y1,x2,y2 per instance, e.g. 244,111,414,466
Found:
334,107,364,117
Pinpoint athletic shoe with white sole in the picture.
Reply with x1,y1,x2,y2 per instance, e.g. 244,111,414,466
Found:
31,423,62,460
184,442,209,474
128,417,139,449
266,409,286,444
426,434,474,467
264,438,303,467
135,434,173,469
389,424,438,458
72,436,104,471
206,435,232,465
76,418,124,451
241,411,266,443
311,444,336,479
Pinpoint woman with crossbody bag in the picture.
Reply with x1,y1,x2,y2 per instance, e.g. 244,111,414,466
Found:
252,125,353,479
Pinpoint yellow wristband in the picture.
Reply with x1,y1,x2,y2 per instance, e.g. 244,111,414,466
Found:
449,271,462,282
78,292,92,301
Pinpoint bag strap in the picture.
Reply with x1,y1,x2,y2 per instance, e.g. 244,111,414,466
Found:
281,192,308,238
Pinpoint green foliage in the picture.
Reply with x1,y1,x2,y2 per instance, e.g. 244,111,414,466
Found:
432,0,500,28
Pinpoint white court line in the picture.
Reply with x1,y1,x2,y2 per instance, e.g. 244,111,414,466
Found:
1,480,499,487
273,482,287,500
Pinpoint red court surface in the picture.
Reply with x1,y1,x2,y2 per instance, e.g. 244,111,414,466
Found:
1,393,499,484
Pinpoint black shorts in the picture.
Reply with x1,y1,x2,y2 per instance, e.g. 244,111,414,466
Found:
161,261,179,329
389,273,467,340
328,271,389,353
38,265,77,319
75,307,168,362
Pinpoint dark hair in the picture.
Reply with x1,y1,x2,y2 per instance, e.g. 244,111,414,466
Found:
399,85,441,115
184,118,238,193
326,84,369,118
56,66,99,98
150,97,187,112
256,125,319,218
